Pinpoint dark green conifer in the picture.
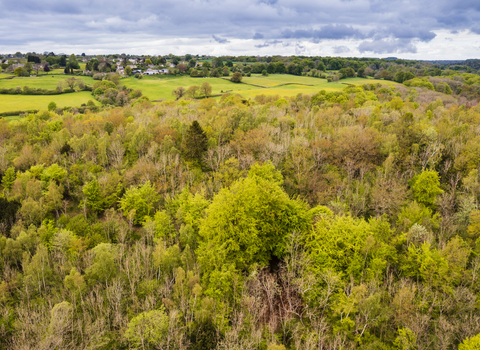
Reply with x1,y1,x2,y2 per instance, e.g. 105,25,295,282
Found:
181,120,208,163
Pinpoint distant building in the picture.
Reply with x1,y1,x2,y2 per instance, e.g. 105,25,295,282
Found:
143,69,159,75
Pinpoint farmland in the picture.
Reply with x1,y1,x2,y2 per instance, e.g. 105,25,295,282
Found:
0,75,95,90
0,72,397,115
0,91,99,114
121,74,394,101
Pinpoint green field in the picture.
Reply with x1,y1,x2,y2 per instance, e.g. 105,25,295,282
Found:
340,77,399,87
0,92,100,114
242,74,328,87
0,73,397,114
122,74,395,101
122,76,254,100
0,75,95,90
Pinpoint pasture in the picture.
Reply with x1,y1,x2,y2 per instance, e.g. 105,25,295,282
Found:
0,75,95,90
0,73,398,116
121,76,254,100
122,74,395,101
0,92,100,114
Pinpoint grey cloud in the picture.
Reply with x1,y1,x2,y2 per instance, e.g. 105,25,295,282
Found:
255,39,282,48
258,0,278,5
212,34,230,44
358,38,417,54
282,24,364,40
333,46,350,54
0,0,480,57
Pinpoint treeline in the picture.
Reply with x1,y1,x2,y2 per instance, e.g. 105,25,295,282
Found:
2,82,480,349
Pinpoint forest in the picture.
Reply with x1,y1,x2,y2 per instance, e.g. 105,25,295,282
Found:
2,71,480,350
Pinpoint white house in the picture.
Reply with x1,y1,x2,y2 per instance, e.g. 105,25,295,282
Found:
143,69,160,75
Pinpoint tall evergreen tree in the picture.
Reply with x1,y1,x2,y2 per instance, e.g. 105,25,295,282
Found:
181,121,208,163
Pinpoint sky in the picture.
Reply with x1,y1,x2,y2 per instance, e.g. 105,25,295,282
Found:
1,0,480,59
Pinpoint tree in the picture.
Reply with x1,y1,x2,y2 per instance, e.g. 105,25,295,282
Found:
85,243,117,285
393,327,417,350
213,57,224,68
197,162,311,297
231,72,242,83
189,318,220,350
43,63,51,72
82,178,104,214
177,63,188,73
459,333,480,350
201,67,209,77
14,67,26,76
68,54,80,69
411,170,443,208
188,59,197,68
2,166,16,191
262,69,268,76
186,85,200,98
145,58,152,65
181,121,208,164
125,65,132,75
317,61,326,71
222,67,230,76
210,68,220,77
200,82,212,97
119,181,159,224
357,66,365,77
0,197,20,236
125,308,169,349
64,268,87,295
45,181,63,218
172,86,186,100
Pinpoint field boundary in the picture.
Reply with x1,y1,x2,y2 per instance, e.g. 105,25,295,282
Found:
220,77,267,89
0,109,39,117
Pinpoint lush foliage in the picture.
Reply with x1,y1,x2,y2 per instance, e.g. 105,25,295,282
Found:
2,77,480,350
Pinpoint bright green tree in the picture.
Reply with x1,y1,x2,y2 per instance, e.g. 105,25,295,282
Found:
2,167,16,192
411,170,443,208
124,308,169,349
197,162,311,297
82,178,104,214
394,327,417,350
119,181,159,224
459,333,480,350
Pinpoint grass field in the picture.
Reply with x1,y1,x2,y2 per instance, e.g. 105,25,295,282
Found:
122,74,395,101
0,92,100,114
122,76,254,100
242,74,328,87
0,73,397,115
0,75,95,90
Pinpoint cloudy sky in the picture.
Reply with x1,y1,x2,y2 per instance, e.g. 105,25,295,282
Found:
1,0,480,59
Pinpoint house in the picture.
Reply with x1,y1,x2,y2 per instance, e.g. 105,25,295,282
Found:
169,63,176,68
159,68,169,74
143,69,159,75
132,70,141,74
8,63,24,72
